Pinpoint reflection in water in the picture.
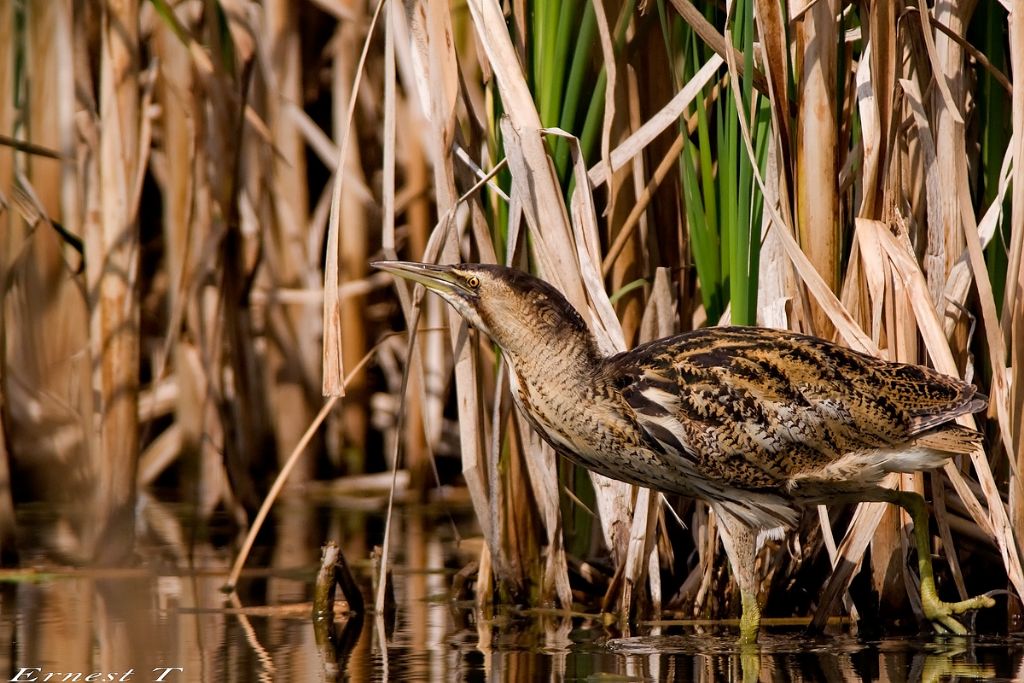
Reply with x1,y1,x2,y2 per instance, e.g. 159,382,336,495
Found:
605,633,1008,682
2,501,1022,682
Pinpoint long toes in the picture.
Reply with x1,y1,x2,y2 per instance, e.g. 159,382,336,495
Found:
924,595,994,634
946,595,996,614
929,613,967,636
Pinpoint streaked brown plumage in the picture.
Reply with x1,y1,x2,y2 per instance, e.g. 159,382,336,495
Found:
599,326,985,526
374,260,994,642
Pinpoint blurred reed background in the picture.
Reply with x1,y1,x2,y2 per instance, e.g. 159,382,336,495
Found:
1,0,1022,632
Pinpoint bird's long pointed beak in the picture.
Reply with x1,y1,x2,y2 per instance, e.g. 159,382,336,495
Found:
371,260,466,296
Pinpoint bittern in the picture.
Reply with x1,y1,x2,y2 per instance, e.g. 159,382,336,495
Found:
374,260,995,643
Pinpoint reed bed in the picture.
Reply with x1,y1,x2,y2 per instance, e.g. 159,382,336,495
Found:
0,0,1021,632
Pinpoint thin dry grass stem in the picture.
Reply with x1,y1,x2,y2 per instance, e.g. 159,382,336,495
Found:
668,0,768,96
1010,2,1024,624
382,0,397,253
589,55,723,188
334,3,377,465
225,393,340,591
601,88,720,277
322,0,387,398
914,2,964,127
902,7,1011,95
227,337,388,591
592,0,616,212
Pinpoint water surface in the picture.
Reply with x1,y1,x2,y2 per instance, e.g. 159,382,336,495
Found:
3,499,1021,682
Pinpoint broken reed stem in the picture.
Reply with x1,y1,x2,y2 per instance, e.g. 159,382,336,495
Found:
314,542,342,621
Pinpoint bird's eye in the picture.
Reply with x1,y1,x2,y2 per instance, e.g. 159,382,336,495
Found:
466,275,480,289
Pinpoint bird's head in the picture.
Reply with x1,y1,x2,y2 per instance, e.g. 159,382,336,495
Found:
372,261,598,364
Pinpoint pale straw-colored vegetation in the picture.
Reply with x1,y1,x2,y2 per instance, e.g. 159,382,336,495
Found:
1,0,1021,631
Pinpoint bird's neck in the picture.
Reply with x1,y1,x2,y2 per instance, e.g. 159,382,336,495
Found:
496,325,602,389
500,324,617,463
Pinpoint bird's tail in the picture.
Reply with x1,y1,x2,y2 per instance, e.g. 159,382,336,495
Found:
882,425,982,475
911,425,983,456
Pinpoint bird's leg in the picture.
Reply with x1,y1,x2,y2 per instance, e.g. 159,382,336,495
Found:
886,489,995,634
715,508,762,644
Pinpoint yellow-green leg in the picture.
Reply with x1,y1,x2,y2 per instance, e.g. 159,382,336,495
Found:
715,507,762,644
739,591,761,644
888,489,995,634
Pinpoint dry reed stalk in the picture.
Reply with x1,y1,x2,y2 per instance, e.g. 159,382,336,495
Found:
2,0,91,564
381,0,430,492
753,0,792,217
87,0,142,562
0,0,18,562
496,373,544,599
667,0,768,96
376,6,428,491
151,6,226,517
610,67,645,346
794,0,840,339
859,2,895,220
332,5,372,466
928,3,971,367
264,0,316,486
321,0,373,409
1009,1,1024,626
0,2,11,208
588,55,724,189
592,0,619,228
517,415,573,607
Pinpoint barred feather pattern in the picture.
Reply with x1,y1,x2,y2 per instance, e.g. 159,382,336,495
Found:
557,326,988,530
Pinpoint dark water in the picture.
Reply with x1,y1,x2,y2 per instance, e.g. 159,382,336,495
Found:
2,500,1022,682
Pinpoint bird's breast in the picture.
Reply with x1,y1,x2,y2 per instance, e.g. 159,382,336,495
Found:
507,371,580,453
508,369,662,481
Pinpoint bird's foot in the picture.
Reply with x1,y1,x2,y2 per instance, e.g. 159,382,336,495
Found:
921,590,995,635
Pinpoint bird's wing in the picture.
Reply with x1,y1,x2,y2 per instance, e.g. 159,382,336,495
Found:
611,327,982,488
